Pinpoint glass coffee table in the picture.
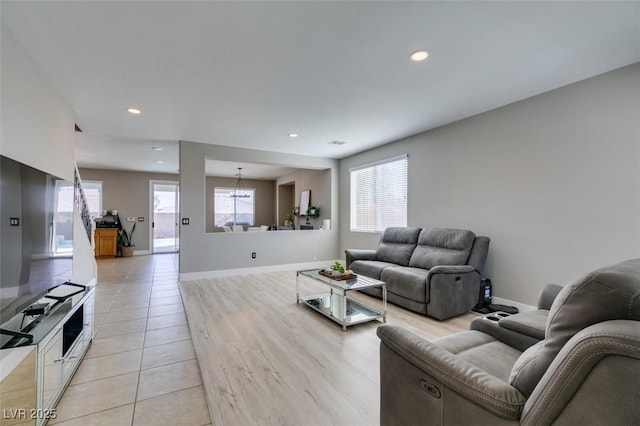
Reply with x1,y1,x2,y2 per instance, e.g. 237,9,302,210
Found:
296,269,387,331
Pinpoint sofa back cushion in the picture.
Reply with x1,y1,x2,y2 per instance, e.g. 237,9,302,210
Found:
466,236,490,274
376,227,421,266
409,228,476,270
509,258,640,397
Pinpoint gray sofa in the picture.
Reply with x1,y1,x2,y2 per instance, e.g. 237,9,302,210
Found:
345,227,490,320
377,258,640,425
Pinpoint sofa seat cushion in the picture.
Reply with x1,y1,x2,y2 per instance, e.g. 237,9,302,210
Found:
376,227,422,266
434,330,522,382
350,260,397,280
410,228,475,270
381,266,430,303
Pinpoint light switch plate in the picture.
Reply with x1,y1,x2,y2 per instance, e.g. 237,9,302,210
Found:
126,217,136,222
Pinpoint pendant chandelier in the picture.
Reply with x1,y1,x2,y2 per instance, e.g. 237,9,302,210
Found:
231,167,249,226
231,168,250,198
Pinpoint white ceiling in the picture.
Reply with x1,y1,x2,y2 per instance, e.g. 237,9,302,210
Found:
2,1,639,174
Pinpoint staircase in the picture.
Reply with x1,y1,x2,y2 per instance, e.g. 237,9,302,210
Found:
72,165,98,286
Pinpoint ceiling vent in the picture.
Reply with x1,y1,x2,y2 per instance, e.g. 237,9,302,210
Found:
327,140,347,145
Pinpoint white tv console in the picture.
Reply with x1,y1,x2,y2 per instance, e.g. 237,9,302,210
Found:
0,284,94,426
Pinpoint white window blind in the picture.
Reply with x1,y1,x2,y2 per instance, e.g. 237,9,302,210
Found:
350,155,407,232
214,187,256,226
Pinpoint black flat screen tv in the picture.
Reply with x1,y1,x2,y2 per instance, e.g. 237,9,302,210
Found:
0,155,74,326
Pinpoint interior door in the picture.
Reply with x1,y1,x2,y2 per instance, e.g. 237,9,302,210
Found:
151,181,179,253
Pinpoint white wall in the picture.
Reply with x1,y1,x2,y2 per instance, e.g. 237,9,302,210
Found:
179,141,340,276
1,22,96,287
340,64,640,306
72,207,97,286
276,168,332,227
0,23,75,181
78,168,179,252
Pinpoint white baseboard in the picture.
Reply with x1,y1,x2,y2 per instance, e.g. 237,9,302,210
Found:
491,297,536,313
179,264,537,313
179,260,335,281
133,250,151,256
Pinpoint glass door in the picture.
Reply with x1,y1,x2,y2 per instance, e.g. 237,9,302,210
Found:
151,181,179,253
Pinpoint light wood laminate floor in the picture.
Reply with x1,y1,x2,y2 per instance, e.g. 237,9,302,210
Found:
180,271,477,426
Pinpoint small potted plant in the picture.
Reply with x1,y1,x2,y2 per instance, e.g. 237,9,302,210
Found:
285,208,295,228
307,206,319,217
118,223,136,257
330,261,345,276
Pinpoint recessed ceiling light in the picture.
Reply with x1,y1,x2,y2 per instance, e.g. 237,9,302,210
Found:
409,50,430,62
151,146,164,151
288,133,299,138
127,107,141,114
154,160,164,164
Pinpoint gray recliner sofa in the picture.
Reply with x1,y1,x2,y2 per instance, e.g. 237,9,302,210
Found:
377,258,640,425
345,227,490,320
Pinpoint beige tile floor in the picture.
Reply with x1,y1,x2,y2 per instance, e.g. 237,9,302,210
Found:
50,254,211,426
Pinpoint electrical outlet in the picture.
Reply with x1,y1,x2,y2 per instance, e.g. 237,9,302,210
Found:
181,218,190,225
251,252,256,259
126,217,136,222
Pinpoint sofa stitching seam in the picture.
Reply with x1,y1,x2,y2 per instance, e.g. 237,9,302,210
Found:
524,337,640,425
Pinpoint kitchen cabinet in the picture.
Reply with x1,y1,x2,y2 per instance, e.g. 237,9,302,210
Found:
94,228,117,258
0,287,93,426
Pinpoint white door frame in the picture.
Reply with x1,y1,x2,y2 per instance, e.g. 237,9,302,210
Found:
149,180,180,253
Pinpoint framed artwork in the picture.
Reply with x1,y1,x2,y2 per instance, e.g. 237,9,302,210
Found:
300,190,310,216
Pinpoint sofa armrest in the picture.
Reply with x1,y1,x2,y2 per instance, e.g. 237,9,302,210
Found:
471,314,543,351
345,249,377,267
426,266,479,320
378,325,526,420
536,283,563,310
428,264,475,275
522,320,640,425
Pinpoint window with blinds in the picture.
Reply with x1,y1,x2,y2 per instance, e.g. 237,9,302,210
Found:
214,187,256,226
350,155,408,232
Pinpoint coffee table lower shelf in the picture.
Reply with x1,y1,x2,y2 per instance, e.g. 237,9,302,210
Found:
299,293,385,331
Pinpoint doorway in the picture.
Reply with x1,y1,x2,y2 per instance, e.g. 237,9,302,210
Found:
278,182,294,227
150,181,179,253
